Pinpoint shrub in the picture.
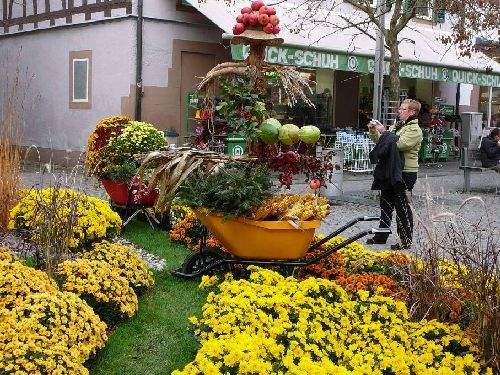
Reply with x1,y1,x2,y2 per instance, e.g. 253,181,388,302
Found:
87,118,166,181
0,291,107,374
85,115,131,177
0,246,15,263
82,240,154,292
177,161,274,218
0,259,58,311
173,267,489,375
8,188,122,250
57,259,138,320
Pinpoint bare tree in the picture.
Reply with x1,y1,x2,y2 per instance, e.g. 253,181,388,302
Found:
435,0,500,59
282,0,498,100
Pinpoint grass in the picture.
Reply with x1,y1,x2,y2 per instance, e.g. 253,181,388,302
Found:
88,219,207,375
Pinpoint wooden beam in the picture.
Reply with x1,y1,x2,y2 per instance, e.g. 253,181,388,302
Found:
44,0,54,25
81,0,90,20
18,0,26,30
33,0,38,28
2,0,7,32
7,0,13,19
104,0,112,17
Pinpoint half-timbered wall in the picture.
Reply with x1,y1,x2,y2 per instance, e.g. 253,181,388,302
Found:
0,0,132,34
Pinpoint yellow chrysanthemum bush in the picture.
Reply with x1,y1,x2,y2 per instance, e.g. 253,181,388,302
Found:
0,291,107,375
0,259,58,311
8,188,122,250
81,240,154,293
0,246,15,263
57,258,138,321
173,267,490,375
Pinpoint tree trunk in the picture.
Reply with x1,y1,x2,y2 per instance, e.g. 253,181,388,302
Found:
387,37,401,103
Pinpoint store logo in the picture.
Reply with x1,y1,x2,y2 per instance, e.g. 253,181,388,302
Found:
232,145,244,156
442,68,449,81
347,56,358,71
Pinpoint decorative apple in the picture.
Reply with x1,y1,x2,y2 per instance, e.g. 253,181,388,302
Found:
251,0,264,11
241,6,252,14
258,13,269,26
248,12,259,26
272,25,280,34
242,13,250,25
266,6,276,15
263,22,274,34
269,15,279,25
259,5,269,14
309,179,322,190
233,23,245,35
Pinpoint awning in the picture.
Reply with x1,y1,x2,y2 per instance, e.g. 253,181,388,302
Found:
186,0,500,87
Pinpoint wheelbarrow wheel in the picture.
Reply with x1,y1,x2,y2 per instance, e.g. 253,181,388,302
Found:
181,248,225,276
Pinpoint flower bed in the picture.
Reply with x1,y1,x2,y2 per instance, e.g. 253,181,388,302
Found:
173,267,490,374
0,238,155,374
81,240,154,292
57,258,139,320
8,188,122,250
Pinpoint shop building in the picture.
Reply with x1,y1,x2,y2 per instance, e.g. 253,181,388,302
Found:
1,0,499,163
187,0,500,133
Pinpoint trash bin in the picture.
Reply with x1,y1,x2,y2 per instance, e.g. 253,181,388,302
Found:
225,136,246,157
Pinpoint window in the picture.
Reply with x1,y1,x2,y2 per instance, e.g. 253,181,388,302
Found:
73,59,89,102
69,50,92,109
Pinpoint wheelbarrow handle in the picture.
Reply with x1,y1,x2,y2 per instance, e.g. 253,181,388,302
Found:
308,216,380,252
371,228,391,234
305,229,375,266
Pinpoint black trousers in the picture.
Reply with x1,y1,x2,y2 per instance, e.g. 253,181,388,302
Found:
375,172,417,246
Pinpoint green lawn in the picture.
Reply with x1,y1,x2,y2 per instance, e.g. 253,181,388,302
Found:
88,220,207,375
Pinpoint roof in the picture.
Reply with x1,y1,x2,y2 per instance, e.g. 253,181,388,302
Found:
185,0,500,75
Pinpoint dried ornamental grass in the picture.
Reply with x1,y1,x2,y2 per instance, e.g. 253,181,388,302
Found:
82,240,154,292
0,87,22,230
57,259,138,319
0,259,58,311
0,292,107,374
9,188,122,250
173,267,490,375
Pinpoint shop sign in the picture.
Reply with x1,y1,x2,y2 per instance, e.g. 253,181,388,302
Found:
231,44,500,87
440,104,455,116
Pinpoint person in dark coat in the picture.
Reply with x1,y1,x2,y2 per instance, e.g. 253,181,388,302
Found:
479,127,500,173
367,131,413,249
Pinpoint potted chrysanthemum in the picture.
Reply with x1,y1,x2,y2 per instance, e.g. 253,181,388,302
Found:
86,116,166,205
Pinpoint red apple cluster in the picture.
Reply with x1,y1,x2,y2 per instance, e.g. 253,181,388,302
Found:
232,0,280,36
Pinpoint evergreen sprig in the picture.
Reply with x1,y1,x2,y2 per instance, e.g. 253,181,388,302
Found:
177,161,274,218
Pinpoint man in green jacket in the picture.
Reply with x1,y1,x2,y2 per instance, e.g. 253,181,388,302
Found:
367,99,423,250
